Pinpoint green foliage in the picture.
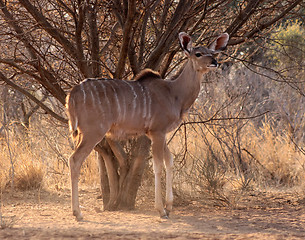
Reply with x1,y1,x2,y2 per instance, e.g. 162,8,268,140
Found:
268,20,305,68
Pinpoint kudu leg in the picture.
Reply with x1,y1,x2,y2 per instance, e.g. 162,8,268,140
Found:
69,135,102,221
150,133,167,218
164,145,173,216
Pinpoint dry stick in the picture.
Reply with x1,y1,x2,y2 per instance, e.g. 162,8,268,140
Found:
289,137,305,172
241,61,305,97
4,126,14,191
167,110,270,145
0,72,67,124
224,52,304,83
242,148,275,179
178,122,188,166
114,0,136,78
18,0,79,60
222,52,305,97
0,0,67,103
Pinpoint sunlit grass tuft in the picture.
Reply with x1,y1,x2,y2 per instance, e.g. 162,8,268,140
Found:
14,162,44,191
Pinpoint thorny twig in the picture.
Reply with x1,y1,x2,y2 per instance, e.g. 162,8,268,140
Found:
167,110,269,145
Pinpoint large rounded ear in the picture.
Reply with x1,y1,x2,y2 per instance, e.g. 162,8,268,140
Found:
179,32,193,55
209,33,229,52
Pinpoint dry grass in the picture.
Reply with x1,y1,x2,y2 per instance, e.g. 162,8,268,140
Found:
0,215,17,229
1,123,304,212
0,117,101,194
1,110,304,210
14,162,44,191
0,68,304,209
168,110,305,207
244,121,305,187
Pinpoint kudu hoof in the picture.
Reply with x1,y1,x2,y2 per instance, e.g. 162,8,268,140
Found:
160,209,170,219
165,209,171,218
161,214,169,219
73,211,83,221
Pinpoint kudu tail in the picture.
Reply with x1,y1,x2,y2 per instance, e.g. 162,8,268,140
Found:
66,93,79,139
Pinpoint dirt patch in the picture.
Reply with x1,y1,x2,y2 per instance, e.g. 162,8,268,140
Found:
1,188,305,239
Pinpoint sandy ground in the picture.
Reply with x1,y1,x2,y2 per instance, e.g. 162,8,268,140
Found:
1,188,305,239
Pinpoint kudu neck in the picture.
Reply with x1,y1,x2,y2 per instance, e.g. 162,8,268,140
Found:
172,60,202,112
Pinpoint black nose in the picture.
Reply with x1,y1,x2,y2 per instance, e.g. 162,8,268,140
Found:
210,58,218,67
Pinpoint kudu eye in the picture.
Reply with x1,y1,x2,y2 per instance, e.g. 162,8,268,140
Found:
195,53,202,57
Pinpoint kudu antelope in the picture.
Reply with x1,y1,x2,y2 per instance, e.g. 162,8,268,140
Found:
66,32,229,221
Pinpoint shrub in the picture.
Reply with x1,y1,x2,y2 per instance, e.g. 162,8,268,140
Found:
268,20,305,69
14,162,44,191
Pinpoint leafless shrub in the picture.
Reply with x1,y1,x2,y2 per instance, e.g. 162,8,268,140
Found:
13,163,44,191
168,62,305,207
0,215,17,229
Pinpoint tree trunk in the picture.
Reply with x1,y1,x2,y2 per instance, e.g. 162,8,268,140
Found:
96,136,151,211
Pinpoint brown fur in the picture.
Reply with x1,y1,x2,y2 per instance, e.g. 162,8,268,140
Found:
65,93,79,139
66,32,229,221
134,69,161,81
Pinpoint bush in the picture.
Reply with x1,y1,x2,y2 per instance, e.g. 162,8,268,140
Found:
268,20,305,68
14,162,44,191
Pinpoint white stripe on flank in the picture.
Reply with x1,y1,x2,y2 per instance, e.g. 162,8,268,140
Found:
146,90,152,126
112,81,126,121
106,81,121,120
98,81,110,115
90,81,103,115
137,82,147,119
87,82,95,107
80,83,86,105
123,80,137,118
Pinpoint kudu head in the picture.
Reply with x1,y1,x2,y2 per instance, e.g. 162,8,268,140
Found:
179,32,229,74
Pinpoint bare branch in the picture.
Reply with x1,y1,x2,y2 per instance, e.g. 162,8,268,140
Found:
228,0,303,45
88,1,100,77
0,71,68,124
114,0,136,78
225,0,262,36
0,0,67,103
168,111,270,145
17,0,89,77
